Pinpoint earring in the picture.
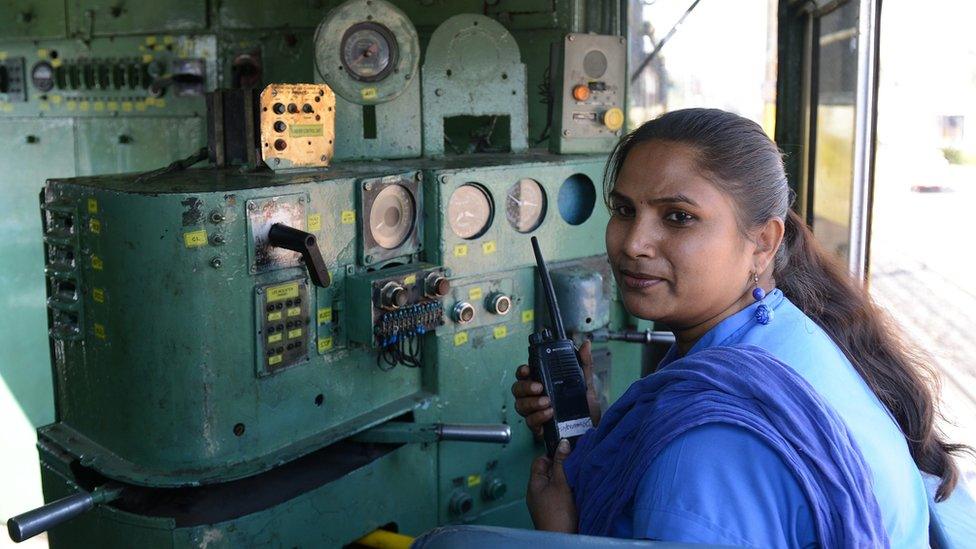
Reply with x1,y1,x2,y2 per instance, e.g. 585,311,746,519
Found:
752,273,773,325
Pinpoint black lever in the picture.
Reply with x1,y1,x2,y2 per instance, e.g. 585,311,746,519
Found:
267,223,331,288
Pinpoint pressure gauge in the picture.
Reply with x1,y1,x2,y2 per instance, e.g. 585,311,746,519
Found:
506,178,547,233
369,184,416,249
340,22,398,82
31,61,54,92
448,184,493,239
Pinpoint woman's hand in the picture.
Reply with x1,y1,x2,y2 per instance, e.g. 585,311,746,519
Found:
511,340,602,436
527,439,578,533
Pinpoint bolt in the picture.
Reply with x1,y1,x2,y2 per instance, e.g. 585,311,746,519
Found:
363,182,372,191
563,129,571,137
273,158,280,165
415,171,423,181
439,175,450,184
435,88,445,97
365,255,374,264
210,257,222,269
568,34,575,41
247,202,257,211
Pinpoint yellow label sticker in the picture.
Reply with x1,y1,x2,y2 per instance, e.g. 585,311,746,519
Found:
87,198,98,214
307,213,322,232
317,308,332,325
522,310,535,323
37,48,49,59
454,331,469,346
183,229,208,248
89,218,101,234
1,103,13,113
92,288,105,303
66,101,77,111
403,274,417,286
145,36,158,46
107,101,118,111
288,328,303,339
268,311,282,321
50,94,62,103
361,87,378,100
163,35,175,45
269,354,283,366
268,333,283,344
468,287,483,301
341,210,355,224
493,325,508,339
142,54,154,64
289,124,324,137
467,475,482,487
453,244,468,257
287,307,301,317
266,282,299,302
122,101,133,112
93,101,105,111
93,323,106,339
318,337,333,353
91,256,103,270
482,240,497,255
79,101,90,111
51,59,63,68
155,98,166,108
135,101,147,112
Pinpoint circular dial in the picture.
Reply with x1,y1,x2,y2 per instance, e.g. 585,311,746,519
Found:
505,178,547,233
31,62,55,92
340,22,398,83
448,184,493,239
369,184,416,249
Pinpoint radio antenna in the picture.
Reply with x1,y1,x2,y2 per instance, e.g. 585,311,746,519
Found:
531,236,566,340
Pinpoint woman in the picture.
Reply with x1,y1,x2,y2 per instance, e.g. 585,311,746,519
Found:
511,109,965,547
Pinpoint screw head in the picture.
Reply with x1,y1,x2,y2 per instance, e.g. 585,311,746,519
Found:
435,88,445,97
210,257,222,268
363,182,372,191
563,129,571,137
568,34,575,41
415,171,423,181
247,202,257,211
365,254,374,264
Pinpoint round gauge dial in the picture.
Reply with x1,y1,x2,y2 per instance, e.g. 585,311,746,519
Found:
340,22,398,83
506,178,547,233
31,61,55,92
369,184,416,249
448,184,493,239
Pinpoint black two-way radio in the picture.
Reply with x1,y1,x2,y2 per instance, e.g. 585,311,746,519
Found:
528,236,594,456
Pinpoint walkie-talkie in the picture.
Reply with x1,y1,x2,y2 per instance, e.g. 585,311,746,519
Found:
528,236,594,456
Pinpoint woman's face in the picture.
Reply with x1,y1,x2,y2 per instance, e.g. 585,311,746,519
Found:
605,140,756,330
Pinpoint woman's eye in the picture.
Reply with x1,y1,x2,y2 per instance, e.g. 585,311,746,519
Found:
664,211,696,225
610,204,635,218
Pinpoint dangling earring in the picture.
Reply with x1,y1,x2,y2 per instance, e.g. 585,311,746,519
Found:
752,272,773,325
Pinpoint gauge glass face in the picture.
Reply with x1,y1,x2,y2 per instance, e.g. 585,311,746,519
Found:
369,184,416,249
506,178,547,233
448,184,493,239
341,23,397,82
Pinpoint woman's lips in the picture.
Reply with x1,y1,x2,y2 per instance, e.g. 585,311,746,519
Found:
620,270,665,290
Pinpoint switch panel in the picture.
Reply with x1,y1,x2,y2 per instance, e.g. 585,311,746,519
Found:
256,278,311,375
550,33,626,154
345,263,448,348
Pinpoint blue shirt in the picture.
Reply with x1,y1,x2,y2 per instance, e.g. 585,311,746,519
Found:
611,289,929,547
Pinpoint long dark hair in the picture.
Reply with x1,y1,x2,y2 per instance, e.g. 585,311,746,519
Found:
605,107,966,501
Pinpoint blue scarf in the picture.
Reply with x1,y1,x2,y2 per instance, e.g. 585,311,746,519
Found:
563,345,889,546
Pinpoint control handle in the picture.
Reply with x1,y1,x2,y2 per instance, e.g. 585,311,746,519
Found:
268,223,331,288
8,484,122,543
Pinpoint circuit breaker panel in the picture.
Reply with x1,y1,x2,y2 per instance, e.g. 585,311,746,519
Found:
17,1,643,547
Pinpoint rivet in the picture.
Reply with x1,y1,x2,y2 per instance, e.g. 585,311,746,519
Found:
435,88,445,97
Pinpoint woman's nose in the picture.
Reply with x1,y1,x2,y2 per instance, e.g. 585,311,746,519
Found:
622,216,659,259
